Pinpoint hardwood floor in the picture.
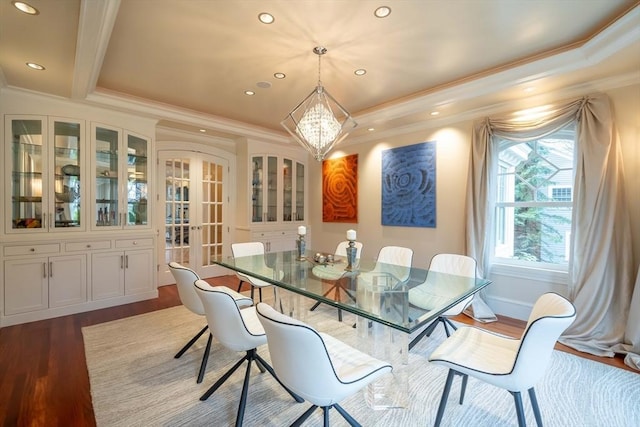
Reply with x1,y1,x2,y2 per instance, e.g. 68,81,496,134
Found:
0,276,634,427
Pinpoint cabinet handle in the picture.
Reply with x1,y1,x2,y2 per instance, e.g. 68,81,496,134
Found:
125,255,129,269
120,255,124,269
43,263,47,278
42,214,46,229
49,262,53,278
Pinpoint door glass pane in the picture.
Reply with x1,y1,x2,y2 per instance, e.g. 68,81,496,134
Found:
11,120,44,229
53,121,81,229
252,156,263,222
95,127,119,227
200,162,223,268
127,134,148,225
266,156,278,222
283,158,293,221
296,161,304,221
165,158,191,267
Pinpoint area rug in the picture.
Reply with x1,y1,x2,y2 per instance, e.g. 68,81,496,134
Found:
83,301,640,427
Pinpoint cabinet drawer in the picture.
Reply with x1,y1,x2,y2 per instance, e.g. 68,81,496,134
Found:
4,243,60,256
65,241,112,252
115,238,153,249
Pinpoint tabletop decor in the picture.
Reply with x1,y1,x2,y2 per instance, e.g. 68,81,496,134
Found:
297,225,307,261
345,229,357,271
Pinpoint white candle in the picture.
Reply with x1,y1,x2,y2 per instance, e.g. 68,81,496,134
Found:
346,229,356,241
298,226,307,236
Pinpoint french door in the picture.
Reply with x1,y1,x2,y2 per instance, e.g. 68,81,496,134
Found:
157,150,229,284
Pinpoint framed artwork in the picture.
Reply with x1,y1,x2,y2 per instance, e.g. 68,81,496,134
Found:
381,141,436,227
322,154,358,223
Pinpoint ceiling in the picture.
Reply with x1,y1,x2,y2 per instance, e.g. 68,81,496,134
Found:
1,0,639,144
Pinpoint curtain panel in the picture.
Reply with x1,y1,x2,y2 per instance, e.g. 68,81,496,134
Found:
465,93,637,369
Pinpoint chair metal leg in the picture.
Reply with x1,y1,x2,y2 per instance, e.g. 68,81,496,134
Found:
529,387,543,427
443,317,458,332
259,287,263,302
234,357,254,427
196,333,213,383
511,391,527,427
174,324,208,358
409,318,440,350
200,353,248,400
334,403,362,427
291,405,318,427
323,406,330,427
236,279,243,293
459,373,468,404
434,369,456,427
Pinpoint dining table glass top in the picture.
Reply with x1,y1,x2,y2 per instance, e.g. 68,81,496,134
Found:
212,249,491,334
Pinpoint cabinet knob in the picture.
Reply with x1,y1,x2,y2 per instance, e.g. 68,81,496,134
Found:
30,248,36,252
86,244,92,248
133,241,138,245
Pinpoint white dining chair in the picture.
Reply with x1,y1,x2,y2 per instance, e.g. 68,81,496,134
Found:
168,262,253,383
256,302,392,426
194,280,303,426
428,292,576,427
407,253,477,350
231,242,282,303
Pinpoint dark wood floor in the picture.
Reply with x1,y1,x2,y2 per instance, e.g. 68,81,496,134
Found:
0,275,634,427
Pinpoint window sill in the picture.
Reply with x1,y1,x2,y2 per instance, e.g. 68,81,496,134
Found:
490,263,568,285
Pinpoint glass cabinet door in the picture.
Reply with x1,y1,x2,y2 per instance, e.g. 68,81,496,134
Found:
295,161,305,221
52,120,81,229
265,156,278,222
251,156,264,222
283,158,293,221
94,126,120,227
9,118,45,230
126,133,148,226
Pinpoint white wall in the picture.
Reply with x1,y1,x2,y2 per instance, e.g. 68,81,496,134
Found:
307,83,640,320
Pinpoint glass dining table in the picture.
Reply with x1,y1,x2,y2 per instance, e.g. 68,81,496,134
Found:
212,249,492,409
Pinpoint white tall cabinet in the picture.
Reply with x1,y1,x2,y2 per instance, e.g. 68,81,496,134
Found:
1,92,157,327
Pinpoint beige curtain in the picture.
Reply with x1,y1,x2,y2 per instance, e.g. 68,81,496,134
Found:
466,93,636,367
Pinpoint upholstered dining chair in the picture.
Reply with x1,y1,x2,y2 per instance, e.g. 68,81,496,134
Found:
168,262,252,383
407,253,477,350
194,280,303,426
355,245,413,324
256,302,393,427
309,240,364,321
231,242,281,303
428,292,576,427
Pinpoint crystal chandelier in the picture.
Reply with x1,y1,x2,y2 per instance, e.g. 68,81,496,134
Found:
281,47,357,161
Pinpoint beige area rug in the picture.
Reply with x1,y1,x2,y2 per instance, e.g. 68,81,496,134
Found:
83,298,640,427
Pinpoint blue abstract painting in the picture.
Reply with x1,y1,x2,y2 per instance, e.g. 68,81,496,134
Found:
381,141,436,227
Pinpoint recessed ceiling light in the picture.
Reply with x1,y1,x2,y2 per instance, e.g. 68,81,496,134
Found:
374,6,391,18
354,69,366,76
524,86,535,93
430,111,440,116
256,81,271,89
274,72,286,79
244,90,255,96
199,129,206,133
368,127,375,132
258,13,274,24
26,62,45,70
12,1,38,15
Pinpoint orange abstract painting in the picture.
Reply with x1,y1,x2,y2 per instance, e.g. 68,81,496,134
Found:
322,154,358,223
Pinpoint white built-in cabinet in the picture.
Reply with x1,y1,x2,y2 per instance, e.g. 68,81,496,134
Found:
3,244,86,315
91,238,154,300
249,152,307,251
1,114,156,327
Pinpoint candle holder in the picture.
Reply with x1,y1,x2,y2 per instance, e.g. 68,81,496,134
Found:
345,240,357,271
296,234,306,261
